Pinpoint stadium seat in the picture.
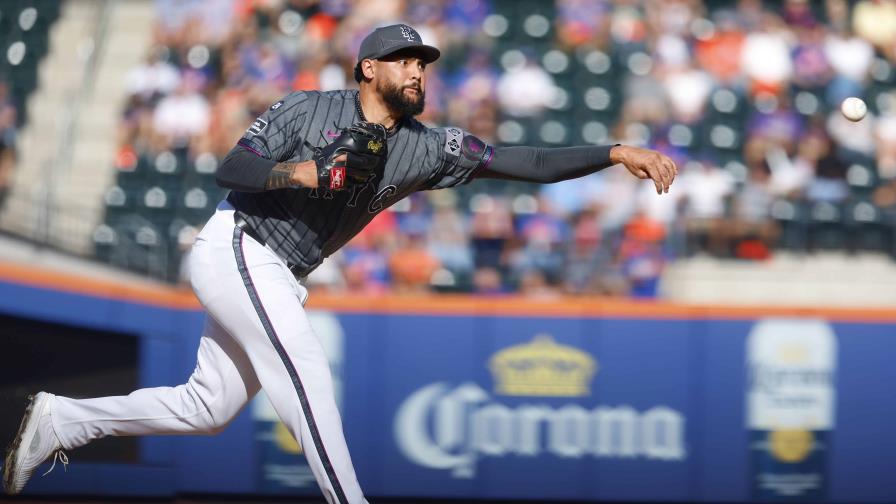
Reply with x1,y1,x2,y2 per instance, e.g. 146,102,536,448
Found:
496,118,529,145
519,12,553,42
845,200,893,254
846,163,878,197
102,185,139,225
807,200,846,251
705,122,742,153
545,85,573,115
708,88,747,120
91,224,118,264
572,48,619,90
116,153,154,190
497,0,553,46
104,214,169,278
147,150,186,183
579,119,610,145
770,198,808,251
666,123,697,150
186,152,220,189
177,186,215,225
793,89,823,117
1,1,59,127
870,57,895,85
137,185,177,226
542,49,572,78
166,218,199,281
538,118,570,146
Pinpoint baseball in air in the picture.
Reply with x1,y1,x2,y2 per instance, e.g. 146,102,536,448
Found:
840,97,867,122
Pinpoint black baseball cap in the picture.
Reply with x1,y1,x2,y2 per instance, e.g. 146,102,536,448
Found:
354,24,440,82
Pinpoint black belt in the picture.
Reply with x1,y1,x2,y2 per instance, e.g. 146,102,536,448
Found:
233,214,305,277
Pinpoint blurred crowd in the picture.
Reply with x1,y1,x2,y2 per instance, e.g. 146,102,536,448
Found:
0,81,16,208
111,0,896,297
0,2,54,212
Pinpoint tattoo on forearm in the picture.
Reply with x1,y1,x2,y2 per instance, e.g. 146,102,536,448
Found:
265,163,296,190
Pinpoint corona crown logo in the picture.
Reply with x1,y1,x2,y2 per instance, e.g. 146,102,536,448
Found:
489,334,596,397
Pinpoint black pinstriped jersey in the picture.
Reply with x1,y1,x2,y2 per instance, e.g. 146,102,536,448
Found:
227,89,494,276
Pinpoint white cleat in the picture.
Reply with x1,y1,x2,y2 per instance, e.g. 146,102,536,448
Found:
3,392,68,495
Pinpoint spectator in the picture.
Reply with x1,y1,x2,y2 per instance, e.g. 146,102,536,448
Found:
510,197,569,285
679,160,735,256
731,162,778,258
304,251,347,294
876,104,896,179
104,0,896,290
341,235,390,295
539,172,606,218
472,266,505,295
770,130,827,197
388,232,441,293
152,73,211,150
594,167,640,236
662,60,714,123
824,24,874,105
695,9,746,86
127,47,182,100
563,209,606,294
740,13,793,96
783,0,817,29
791,24,834,92
853,0,896,56
518,269,562,299
807,150,850,203
621,243,665,297
495,55,556,118
469,195,514,270
619,227,667,297
555,0,612,49
427,199,474,278
826,105,876,158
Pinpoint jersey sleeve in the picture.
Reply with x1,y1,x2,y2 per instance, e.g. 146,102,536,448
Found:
237,91,310,162
425,127,494,190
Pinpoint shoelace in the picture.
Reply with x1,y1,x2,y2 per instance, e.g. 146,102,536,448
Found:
41,450,69,477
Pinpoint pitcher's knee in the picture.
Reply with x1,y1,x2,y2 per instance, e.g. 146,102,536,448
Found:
202,422,227,436
179,382,238,435
201,409,238,435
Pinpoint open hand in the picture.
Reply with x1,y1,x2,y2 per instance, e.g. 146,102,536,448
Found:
610,145,678,194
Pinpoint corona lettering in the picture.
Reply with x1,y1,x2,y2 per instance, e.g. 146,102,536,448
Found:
394,382,686,478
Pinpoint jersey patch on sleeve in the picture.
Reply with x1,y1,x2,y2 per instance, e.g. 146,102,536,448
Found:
270,100,284,110
444,127,462,156
247,117,268,136
461,134,486,163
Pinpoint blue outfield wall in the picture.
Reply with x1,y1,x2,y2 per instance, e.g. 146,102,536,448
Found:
1,278,895,502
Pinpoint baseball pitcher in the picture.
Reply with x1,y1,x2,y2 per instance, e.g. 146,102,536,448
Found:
4,24,675,503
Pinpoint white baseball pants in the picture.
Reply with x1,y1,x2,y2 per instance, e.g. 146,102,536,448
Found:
49,200,367,504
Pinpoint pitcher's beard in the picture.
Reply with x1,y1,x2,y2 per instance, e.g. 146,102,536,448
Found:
378,80,425,117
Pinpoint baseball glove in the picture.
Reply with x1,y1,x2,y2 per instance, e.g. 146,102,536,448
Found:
314,121,387,191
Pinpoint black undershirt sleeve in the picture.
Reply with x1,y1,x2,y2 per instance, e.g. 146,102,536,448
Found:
476,144,618,183
216,144,278,193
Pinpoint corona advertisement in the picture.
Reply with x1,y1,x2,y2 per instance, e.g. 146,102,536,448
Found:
2,269,894,501
746,319,837,501
385,323,690,499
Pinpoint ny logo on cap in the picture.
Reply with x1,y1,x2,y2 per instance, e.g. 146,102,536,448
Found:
399,25,418,42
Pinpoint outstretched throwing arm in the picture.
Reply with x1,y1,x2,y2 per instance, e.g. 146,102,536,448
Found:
476,144,677,194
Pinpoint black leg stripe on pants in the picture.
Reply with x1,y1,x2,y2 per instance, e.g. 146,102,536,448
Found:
232,227,348,504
